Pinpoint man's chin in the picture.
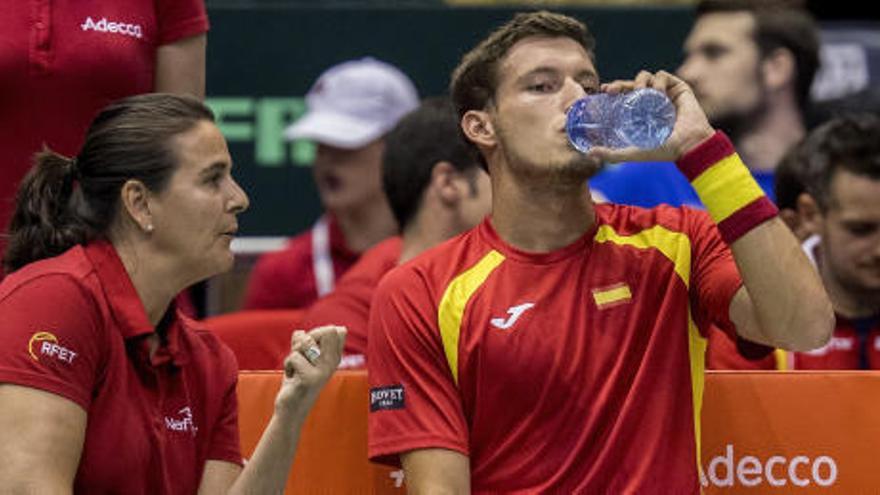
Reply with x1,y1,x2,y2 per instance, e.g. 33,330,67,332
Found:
564,154,604,179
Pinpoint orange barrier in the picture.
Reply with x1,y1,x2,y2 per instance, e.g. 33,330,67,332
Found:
237,370,402,494
238,370,880,493
701,371,880,493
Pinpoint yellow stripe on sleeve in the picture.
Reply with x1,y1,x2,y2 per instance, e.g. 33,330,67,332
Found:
437,250,505,385
690,154,766,223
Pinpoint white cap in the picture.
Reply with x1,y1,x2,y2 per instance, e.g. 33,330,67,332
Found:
284,57,419,149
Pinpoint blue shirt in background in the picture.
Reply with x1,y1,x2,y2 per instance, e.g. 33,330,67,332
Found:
589,161,776,209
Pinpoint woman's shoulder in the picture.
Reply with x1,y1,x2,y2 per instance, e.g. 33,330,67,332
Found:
0,246,98,308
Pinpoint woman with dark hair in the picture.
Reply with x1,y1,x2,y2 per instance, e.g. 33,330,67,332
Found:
0,93,346,493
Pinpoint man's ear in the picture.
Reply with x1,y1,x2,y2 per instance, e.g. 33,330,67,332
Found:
461,109,496,148
796,192,823,238
430,161,461,206
762,47,796,93
119,179,154,234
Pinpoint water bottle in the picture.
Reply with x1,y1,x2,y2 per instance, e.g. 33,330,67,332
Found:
566,88,676,152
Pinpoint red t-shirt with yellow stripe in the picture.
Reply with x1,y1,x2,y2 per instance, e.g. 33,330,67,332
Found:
368,198,743,492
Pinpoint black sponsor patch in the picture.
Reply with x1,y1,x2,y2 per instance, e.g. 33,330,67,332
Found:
370,384,405,412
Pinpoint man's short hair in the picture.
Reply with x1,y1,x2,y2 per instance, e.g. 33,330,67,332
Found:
802,113,880,211
449,11,596,169
774,137,810,210
696,0,819,114
382,97,480,231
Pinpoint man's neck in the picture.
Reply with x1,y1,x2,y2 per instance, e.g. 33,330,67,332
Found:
333,198,398,253
735,102,806,173
399,207,459,264
490,170,595,252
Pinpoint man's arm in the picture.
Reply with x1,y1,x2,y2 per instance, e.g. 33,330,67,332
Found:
592,70,833,351
726,219,832,351
401,449,471,495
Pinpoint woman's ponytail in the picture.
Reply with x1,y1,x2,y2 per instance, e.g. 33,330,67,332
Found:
3,148,93,273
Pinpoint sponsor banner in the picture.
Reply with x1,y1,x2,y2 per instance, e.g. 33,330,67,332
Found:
703,371,880,493
238,370,880,493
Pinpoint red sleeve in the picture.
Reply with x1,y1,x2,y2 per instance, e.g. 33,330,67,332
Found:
206,346,243,465
0,275,103,410
685,208,742,338
367,266,469,466
156,0,209,45
705,325,777,370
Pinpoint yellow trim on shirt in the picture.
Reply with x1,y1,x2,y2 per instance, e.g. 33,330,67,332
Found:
688,311,708,479
437,250,505,385
774,349,789,370
690,154,766,223
594,224,692,287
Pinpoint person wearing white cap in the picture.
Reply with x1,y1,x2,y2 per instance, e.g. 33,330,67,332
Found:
243,57,419,310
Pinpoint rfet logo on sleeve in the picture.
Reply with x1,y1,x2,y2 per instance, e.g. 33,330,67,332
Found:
370,385,405,412
28,331,78,364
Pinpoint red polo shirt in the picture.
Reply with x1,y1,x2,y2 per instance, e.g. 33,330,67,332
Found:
0,0,208,258
0,240,241,494
243,215,361,310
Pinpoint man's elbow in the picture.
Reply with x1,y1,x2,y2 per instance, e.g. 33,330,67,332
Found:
784,297,835,352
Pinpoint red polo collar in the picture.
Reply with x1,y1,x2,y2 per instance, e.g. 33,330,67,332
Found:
83,240,189,366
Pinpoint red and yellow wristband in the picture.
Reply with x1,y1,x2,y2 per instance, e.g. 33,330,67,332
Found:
676,131,778,244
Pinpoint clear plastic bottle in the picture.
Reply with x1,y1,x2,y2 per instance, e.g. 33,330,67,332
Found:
566,88,676,152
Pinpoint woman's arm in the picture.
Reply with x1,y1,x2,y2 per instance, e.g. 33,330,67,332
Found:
0,385,87,494
198,325,346,495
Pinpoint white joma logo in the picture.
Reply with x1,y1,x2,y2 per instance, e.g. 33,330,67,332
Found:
81,16,143,39
490,302,535,330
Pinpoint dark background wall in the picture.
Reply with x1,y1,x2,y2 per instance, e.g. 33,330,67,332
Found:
205,6,695,236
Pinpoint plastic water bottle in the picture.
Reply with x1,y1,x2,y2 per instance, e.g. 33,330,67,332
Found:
566,88,675,152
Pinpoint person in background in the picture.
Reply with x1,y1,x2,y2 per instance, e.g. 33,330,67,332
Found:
0,94,345,493
367,11,831,492
590,0,819,206
710,115,880,370
300,97,491,368
242,58,419,310
0,0,209,270
774,138,815,241
786,114,880,369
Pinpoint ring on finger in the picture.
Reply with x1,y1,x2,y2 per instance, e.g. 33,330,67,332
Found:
302,345,321,365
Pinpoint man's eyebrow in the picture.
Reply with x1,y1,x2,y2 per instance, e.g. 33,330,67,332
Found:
517,66,598,82
575,70,599,83
517,66,560,80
